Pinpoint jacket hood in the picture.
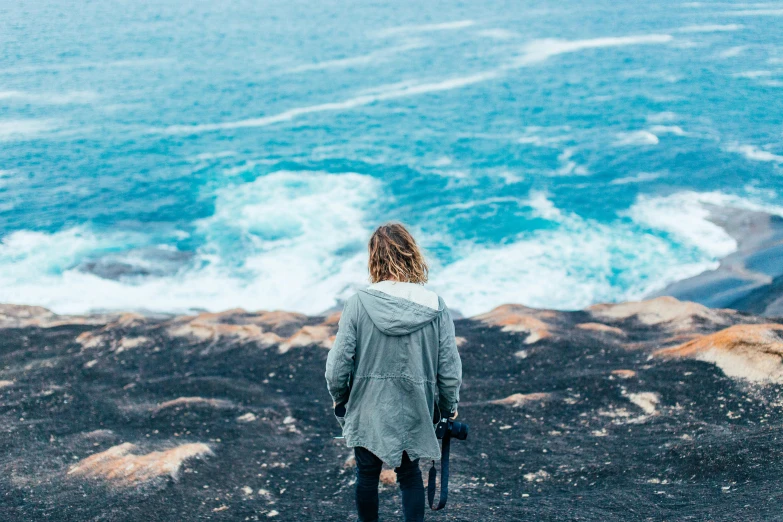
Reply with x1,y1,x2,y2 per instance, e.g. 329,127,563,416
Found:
357,288,443,336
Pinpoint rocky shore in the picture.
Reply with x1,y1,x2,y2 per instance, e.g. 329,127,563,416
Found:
655,208,783,317
2,293,783,521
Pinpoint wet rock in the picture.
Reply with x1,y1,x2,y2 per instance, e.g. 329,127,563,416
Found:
654,323,783,383
68,442,213,485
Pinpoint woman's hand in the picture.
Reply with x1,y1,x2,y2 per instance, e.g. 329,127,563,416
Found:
449,409,458,420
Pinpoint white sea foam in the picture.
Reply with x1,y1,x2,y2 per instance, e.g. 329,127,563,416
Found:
609,172,663,185
556,148,589,176
615,130,660,146
438,196,529,212
163,72,500,134
476,29,518,40
648,125,687,136
189,151,237,162
518,134,566,147
718,45,749,58
431,191,783,315
6,188,783,316
722,9,783,15
646,111,678,123
727,143,783,163
431,157,453,167
0,58,172,75
675,24,744,33
635,191,783,243
282,41,424,74
0,171,380,315
429,192,708,315
0,119,58,140
626,193,738,259
0,90,97,105
733,70,774,78
515,34,674,65
164,32,675,135
527,191,563,220
376,20,475,37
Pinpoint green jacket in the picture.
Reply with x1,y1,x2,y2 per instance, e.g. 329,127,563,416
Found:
325,288,462,467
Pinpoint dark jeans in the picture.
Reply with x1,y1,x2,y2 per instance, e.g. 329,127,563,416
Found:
354,447,425,522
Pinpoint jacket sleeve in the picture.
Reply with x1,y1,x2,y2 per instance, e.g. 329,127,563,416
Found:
437,304,462,416
325,297,358,406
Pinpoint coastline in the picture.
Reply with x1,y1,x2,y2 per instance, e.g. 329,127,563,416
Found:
1,206,782,520
652,206,783,317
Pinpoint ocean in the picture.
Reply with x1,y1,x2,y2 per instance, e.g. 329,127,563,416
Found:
1,0,782,317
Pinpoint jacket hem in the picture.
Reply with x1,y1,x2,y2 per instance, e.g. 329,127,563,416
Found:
344,437,442,468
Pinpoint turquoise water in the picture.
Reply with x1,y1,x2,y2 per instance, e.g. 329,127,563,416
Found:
1,1,782,316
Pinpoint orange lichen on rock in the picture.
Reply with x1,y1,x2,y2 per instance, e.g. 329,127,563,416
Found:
0,304,113,329
588,296,727,331
379,469,397,486
68,442,212,485
341,456,400,485
116,336,150,352
322,311,342,326
611,369,636,379
279,325,336,353
474,305,552,344
491,392,551,407
155,397,234,411
249,310,309,330
166,312,283,345
165,309,338,350
75,313,148,349
577,322,626,336
654,324,783,383
76,331,105,349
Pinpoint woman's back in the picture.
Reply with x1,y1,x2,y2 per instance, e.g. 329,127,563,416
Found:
324,222,463,521
326,284,462,467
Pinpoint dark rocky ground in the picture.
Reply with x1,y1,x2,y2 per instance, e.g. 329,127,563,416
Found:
2,298,783,521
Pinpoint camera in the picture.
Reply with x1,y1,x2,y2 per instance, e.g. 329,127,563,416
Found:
434,417,469,441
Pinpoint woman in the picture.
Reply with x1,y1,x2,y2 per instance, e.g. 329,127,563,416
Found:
325,223,463,522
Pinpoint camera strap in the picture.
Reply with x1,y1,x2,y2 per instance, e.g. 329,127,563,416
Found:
427,433,451,511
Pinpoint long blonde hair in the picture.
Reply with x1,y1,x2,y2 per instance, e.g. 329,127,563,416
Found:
368,223,428,284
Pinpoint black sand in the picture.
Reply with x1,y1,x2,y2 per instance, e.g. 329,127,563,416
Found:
1,301,782,521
